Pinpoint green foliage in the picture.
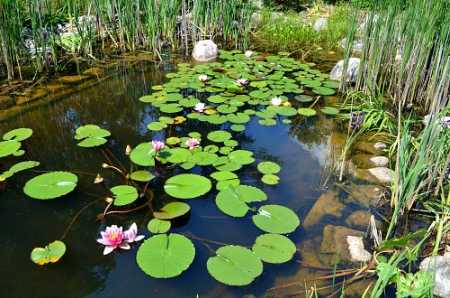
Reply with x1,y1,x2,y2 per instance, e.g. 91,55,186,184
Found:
24,171,78,200
30,240,66,266
153,202,191,220
164,174,212,199
147,219,171,234
110,185,139,206
396,271,434,298
252,233,296,263
252,204,300,234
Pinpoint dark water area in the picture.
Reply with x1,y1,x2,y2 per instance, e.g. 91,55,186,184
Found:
0,60,377,298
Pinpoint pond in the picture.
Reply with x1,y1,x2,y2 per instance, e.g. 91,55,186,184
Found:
0,52,377,297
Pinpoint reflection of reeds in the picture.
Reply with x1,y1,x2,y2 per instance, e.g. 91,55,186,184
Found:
342,0,450,114
0,0,255,80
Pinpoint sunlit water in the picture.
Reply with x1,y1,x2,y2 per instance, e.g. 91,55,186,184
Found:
0,60,369,298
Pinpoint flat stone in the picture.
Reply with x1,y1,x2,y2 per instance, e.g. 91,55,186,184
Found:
59,75,89,84
352,154,389,168
347,184,384,208
420,252,450,298
303,191,345,228
347,236,372,262
351,166,394,186
320,225,368,265
354,141,385,155
0,95,15,110
330,58,360,82
346,210,372,228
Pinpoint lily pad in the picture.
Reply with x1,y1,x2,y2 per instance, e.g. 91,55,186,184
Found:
130,170,154,182
0,140,21,158
320,106,339,116
136,233,195,278
298,108,317,117
3,128,33,141
228,150,254,165
252,205,300,234
257,161,281,174
130,143,156,166
261,174,280,185
207,130,232,143
24,171,78,200
210,171,240,191
167,148,191,164
154,202,191,220
252,234,296,264
30,240,66,266
0,161,40,180
215,185,267,217
207,245,263,286
147,219,171,234
164,174,212,199
312,86,335,96
111,185,139,206
75,124,111,148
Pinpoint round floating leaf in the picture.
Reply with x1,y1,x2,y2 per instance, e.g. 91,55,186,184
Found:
230,124,245,132
0,140,21,158
130,170,154,182
252,234,296,264
164,174,212,199
228,150,254,165
190,151,218,166
257,161,281,174
111,185,139,206
75,125,111,148
277,107,297,117
1,161,40,180
262,174,280,185
77,137,108,148
136,233,195,278
166,137,180,145
147,219,171,234
167,148,191,164
207,245,263,286
3,128,33,141
147,122,167,131
298,108,317,117
154,202,191,220
320,106,339,116
24,171,78,200
160,103,183,113
215,185,267,217
252,205,300,234
312,86,335,96
30,240,66,266
294,95,314,103
207,130,232,143
130,143,156,166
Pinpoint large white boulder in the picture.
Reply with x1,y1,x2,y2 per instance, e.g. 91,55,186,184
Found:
330,58,360,82
420,252,450,298
192,40,218,62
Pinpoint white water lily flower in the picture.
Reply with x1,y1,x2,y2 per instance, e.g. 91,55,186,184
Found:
271,97,282,106
244,50,253,58
198,74,208,82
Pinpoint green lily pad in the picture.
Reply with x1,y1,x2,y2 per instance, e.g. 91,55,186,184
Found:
30,240,66,266
0,160,40,180
252,234,296,264
147,122,167,131
147,219,171,234
312,86,335,96
210,171,240,191
298,108,317,117
207,245,263,286
257,161,281,174
261,174,280,185
111,185,139,206
164,174,212,199
215,185,267,217
154,202,191,219
167,148,191,164
130,170,154,182
136,233,195,278
294,95,314,103
24,171,78,200
190,151,218,166
252,205,300,234
74,124,111,148
320,106,339,116
130,143,156,166
228,150,254,165
3,128,33,141
207,130,232,143
0,140,21,158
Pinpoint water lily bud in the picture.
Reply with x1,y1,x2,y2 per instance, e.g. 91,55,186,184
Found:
102,163,109,168
105,197,113,204
125,145,132,155
94,174,104,184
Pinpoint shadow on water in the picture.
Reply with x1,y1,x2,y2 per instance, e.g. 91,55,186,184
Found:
1,60,377,298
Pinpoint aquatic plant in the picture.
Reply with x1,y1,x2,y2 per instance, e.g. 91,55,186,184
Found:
30,240,66,266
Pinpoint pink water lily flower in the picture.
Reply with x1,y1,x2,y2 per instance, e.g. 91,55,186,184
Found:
97,225,130,255
194,102,206,113
236,79,249,87
186,138,200,150
271,97,282,106
151,140,165,152
124,223,145,243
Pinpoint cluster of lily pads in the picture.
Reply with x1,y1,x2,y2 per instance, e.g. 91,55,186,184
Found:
0,50,341,286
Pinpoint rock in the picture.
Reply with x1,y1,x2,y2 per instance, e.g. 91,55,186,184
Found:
420,252,450,298
347,236,372,262
330,58,360,82
320,225,370,265
0,95,15,110
352,154,389,168
340,38,364,53
303,191,345,228
313,17,328,32
346,210,372,228
347,184,384,208
59,75,89,84
192,40,218,62
354,141,386,155
351,167,394,186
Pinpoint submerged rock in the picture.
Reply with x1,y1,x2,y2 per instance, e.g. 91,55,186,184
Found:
320,225,370,264
420,253,450,298
303,191,345,228
352,154,389,168
347,184,384,208
313,17,328,32
330,58,360,82
192,40,218,62
354,141,386,155
351,166,394,185
0,95,15,110
346,210,372,228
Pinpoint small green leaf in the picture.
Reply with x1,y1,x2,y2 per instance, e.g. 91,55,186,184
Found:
31,240,66,265
252,234,296,264
147,219,171,233
111,185,139,206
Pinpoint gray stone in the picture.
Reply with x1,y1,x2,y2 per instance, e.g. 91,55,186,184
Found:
347,236,372,262
347,184,384,207
420,253,450,298
303,191,345,228
330,58,360,82
313,17,328,32
368,167,394,185
352,154,389,168
192,40,218,62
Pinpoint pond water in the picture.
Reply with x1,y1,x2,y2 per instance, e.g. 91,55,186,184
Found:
1,56,375,298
